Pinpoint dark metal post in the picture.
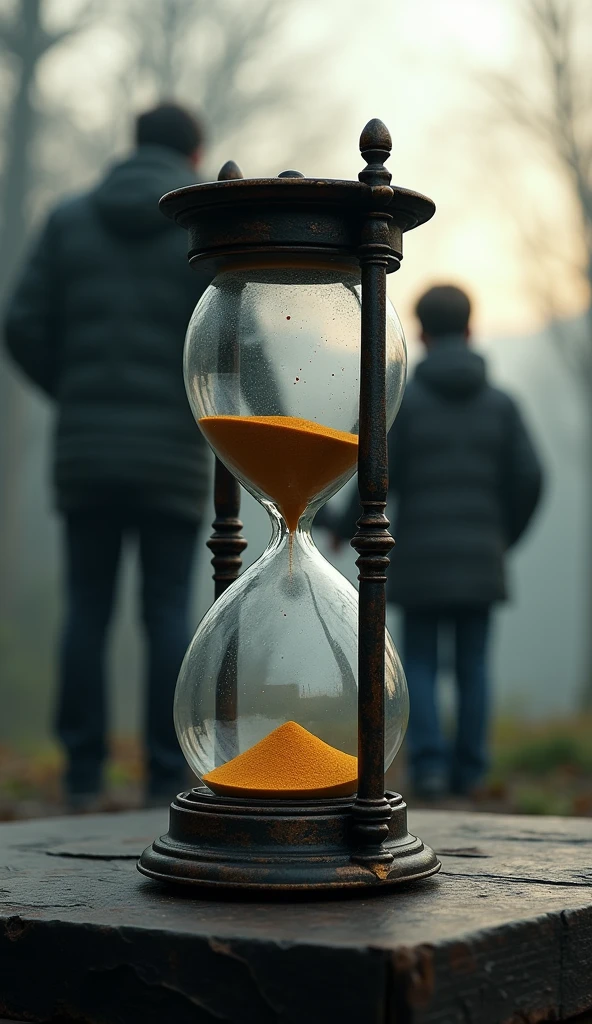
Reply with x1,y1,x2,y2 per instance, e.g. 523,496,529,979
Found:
206,160,248,599
209,160,247,761
208,462,247,599
352,120,397,866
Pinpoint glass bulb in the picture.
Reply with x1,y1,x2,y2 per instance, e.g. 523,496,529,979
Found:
175,258,409,797
184,262,406,517
175,512,408,783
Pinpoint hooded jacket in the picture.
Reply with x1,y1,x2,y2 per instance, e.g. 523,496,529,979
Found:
4,145,212,522
336,336,543,608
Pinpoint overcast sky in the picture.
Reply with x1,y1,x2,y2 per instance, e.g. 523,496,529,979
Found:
311,0,588,343
35,0,589,343
230,0,587,343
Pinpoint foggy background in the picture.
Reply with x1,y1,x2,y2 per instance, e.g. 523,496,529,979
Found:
1,0,590,756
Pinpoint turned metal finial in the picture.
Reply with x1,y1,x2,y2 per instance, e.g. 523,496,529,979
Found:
218,160,243,181
358,118,392,188
278,169,305,178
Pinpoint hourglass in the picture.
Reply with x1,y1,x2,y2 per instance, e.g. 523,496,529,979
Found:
139,120,440,891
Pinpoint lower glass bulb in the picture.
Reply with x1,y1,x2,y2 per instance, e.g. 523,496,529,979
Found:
174,513,408,799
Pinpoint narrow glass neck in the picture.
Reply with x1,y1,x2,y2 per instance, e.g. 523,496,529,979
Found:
263,502,316,559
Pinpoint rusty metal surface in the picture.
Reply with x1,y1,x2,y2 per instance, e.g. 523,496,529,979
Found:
159,146,435,274
351,121,399,868
138,789,439,891
160,174,435,230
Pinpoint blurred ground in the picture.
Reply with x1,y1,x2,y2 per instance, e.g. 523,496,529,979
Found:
410,715,592,817
0,717,590,821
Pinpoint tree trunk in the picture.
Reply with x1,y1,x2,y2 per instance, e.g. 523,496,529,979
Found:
0,1,40,618
580,300,592,709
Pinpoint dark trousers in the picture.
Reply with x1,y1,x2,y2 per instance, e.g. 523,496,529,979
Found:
402,607,491,794
57,510,198,799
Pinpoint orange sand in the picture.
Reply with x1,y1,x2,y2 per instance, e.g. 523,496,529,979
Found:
203,721,358,799
199,415,358,531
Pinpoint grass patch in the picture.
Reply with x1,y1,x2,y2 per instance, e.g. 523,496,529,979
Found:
485,715,592,816
492,716,592,776
0,718,590,819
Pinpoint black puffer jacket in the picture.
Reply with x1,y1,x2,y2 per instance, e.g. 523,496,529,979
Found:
4,145,212,522
335,338,543,607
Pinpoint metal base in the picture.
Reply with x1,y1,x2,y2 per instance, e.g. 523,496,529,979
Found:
138,788,440,892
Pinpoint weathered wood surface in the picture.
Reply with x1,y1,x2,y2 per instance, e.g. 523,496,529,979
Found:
0,808,590,1023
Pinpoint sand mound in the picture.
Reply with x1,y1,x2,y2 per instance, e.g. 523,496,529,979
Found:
203,720,358,799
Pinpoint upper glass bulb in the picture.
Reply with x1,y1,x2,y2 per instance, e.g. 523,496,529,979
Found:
184,260,406,527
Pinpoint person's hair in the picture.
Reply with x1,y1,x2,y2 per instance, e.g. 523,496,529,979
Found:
415,285,472,338
135,103,205,157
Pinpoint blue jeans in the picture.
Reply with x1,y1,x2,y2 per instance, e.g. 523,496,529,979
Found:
402,607,491,794
57,510,198,799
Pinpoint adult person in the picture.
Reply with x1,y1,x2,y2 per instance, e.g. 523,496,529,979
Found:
327,285,543,798
4,104,212,809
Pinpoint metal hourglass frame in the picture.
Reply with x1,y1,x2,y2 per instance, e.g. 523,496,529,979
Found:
138,119,441,892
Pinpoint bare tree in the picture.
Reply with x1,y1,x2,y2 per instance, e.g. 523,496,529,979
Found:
113,0,338,174
483,0,592,704
0,0,94,617
0,0,339,732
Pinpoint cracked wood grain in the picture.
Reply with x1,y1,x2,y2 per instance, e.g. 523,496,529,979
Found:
0,809,589,1023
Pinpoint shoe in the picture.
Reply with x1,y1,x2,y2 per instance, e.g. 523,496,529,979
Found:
143,794,174,809
145,776,191,809
66,792,102,815
450,778,486,798
413,776,448,801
